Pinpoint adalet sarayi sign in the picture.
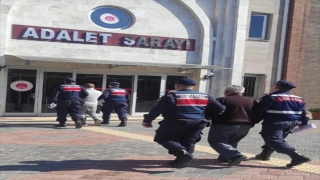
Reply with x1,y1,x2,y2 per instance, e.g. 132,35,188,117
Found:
12,25,196,51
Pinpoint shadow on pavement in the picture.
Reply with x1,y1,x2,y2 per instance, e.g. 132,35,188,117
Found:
0,159,287,174
0,123,60,129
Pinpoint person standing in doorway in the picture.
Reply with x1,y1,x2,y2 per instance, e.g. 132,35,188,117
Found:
98,82,130,127
81,83,103,126
48,77,88,129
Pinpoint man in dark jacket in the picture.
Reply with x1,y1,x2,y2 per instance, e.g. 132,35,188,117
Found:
207,85,257,167
98,82,130,127
48,77,88,129
142,79,225,168
254,80,310,168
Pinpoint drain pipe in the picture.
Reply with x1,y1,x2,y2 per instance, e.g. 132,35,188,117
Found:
276,0,291,80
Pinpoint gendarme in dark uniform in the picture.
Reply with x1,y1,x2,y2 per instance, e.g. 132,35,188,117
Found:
142,79,225,168
98,82,130,127
48,77,88,129
255,80,311,167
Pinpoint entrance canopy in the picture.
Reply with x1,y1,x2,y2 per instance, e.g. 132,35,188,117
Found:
3,55,231,71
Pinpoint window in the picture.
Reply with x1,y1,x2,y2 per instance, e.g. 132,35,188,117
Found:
249,14,268,40
243,74,266,100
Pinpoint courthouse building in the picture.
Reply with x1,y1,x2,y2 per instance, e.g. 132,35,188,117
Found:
0,0,318,117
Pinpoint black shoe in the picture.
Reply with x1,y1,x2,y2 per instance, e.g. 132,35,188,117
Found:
119,119,127,127
101,121,110,125
174,153,195,168
228,155,247,167
168,156,180,166
287,151,311,168
53,123,67,128
255,151,273,161
217,156,230,163
75,121,82,129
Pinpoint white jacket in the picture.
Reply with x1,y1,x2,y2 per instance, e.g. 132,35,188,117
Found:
83,88,103,106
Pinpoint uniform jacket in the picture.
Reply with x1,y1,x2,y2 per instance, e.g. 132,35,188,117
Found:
256,91,309,125
98,88,130,103
49,84,88,103
143,89,225,123
213,94,258,125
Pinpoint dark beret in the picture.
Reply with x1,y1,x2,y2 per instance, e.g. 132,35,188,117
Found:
109,82,120,86
65,77,75,82
276,80,296,89
175,79,196,86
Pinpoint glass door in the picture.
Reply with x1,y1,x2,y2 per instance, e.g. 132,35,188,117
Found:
41,72,72,113
136,76,161,112
5,69,38,114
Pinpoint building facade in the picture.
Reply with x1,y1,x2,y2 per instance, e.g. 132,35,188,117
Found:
0,0,291,117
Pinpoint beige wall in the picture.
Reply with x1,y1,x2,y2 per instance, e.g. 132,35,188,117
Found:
244,0,285,94
5,0,203,64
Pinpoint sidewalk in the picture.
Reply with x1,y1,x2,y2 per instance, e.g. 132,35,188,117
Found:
0,117,319,180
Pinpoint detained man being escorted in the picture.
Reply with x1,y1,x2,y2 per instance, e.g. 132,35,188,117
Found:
207,85,258,167
81,83,103,126
142,79,225,168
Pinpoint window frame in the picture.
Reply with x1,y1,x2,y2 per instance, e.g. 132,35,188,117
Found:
248,14,268,40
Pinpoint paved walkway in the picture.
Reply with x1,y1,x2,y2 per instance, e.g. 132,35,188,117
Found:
0,117,319,180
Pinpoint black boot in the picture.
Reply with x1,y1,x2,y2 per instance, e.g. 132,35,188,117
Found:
74,120,82,129
53,122,67,128
101,120,110,125
168,156,180,166
228,155,247,167
286,151,311,168
119,119,127,127
173,150,195,168
255,150,274,161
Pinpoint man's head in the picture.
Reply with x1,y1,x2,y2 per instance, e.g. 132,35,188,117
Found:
224,85,245,96
109,81,120,88
64,77,75,84
174,79,196,90
85,83,95,89
275,80,296,91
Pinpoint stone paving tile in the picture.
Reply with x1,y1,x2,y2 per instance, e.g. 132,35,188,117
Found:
0,119,320,180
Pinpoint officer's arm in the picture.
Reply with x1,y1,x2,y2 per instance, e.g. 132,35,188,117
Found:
98,90,110,100
126,91,131,104
143,96,168,123
299,103,309,125
80,87,89,99
206,96,226,115
48,86,60,104
256,95,274,118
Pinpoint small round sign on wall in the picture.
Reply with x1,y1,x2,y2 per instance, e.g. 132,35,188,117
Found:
10,80,33,92
89,6,134,30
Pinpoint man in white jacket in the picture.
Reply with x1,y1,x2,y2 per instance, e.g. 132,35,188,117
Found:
81,83,102,126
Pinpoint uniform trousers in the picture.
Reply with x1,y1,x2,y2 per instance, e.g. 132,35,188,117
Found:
101,102,128,121
208,124,252,160
56,99,82,123
154,119,207,156
260,121,299,155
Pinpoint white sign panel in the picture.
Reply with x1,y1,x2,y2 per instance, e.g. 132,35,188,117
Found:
10,81,33,92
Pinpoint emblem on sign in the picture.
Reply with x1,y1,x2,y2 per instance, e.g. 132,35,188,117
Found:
89,6,134,29
10,80,33,92
100,13,119,24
